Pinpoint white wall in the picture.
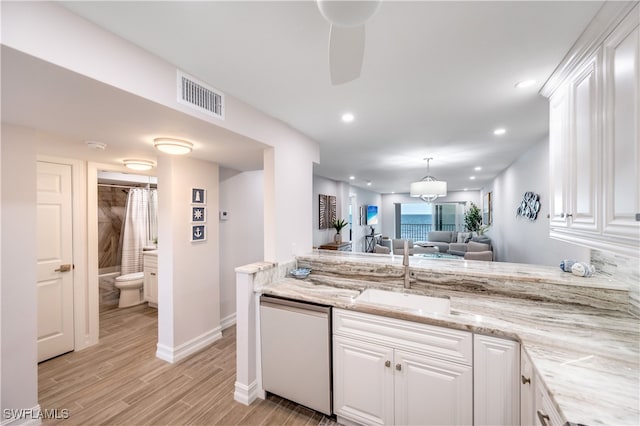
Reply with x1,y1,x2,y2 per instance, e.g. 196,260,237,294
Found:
156,155,221,361
312,175,383,252
380,191,482,239
486,137,590,265
349,186,382,252
312,176,340,247
219,168,264,324
1,126,39,415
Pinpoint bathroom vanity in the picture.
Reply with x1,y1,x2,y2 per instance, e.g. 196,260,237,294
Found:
143,250,158,307
236,252,639,426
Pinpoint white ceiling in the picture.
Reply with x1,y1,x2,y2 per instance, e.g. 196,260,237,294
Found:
5,1,603,193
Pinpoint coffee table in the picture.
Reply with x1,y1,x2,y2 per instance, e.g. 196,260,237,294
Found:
414,252,462,260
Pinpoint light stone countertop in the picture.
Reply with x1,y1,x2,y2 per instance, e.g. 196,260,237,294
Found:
256,253,640,426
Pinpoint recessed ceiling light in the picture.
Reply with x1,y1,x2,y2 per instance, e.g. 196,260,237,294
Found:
341,113,355,123
464,188,468,191
366,181,372,186
154,138,193,155
515,79,537,89
493,128,506,136
474,166,482,171
349,175,355,180
123,159,155,171
469,176,476,180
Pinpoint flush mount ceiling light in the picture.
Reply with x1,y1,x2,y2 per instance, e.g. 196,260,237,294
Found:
410,157,447,203
341,113,355,123
494,128,507,136
123,159,155,171
153,138,193,155
474,166,482,171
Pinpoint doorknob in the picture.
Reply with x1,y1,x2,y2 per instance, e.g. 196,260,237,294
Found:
54,264,72,272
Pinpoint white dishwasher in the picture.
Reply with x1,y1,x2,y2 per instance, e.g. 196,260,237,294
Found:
260,295,332,415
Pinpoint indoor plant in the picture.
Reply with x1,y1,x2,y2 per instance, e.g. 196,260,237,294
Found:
331,218,348,243
464,202,488,235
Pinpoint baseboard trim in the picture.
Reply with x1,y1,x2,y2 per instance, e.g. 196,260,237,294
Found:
221,312,236,330
1,404,42,425
155,327,222,363
234,380,259,405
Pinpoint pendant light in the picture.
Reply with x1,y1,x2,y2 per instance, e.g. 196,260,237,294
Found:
410,157,447,202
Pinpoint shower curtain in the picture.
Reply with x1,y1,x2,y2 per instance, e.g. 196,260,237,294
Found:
120,188,154,275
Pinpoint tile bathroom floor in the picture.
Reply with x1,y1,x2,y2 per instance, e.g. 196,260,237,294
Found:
38,303,339,425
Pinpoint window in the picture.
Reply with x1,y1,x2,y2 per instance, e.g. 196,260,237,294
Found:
397,203,466,240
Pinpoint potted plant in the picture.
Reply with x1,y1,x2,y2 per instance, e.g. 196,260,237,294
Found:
331,218,348,244
464,202,488,235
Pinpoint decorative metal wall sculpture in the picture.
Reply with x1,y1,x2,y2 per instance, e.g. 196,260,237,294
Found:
319,194,337,229
516,191,541,221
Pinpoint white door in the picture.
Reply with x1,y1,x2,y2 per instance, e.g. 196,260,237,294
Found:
37,161,74,362
394,349,472,426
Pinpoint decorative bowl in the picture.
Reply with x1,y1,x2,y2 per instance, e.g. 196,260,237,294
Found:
289,268,311,279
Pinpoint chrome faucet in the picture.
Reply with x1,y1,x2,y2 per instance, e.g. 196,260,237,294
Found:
402,240,411,289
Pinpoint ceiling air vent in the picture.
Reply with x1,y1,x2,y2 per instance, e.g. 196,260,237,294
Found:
177,70,224,119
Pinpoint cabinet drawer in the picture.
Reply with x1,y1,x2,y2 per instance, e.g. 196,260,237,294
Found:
143,255,157,269
333,309,472,365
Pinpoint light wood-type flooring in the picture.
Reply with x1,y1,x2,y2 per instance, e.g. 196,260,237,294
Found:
38,304,338,426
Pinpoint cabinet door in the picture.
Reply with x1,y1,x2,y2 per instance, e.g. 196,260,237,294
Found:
602,8,640,247
520,349,536,426
333,336,394,426
569,53,601,232
394,349,472,426
549,85,571,228
474,335,520,426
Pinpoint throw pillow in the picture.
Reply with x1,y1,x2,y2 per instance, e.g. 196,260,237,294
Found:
457,232,472,243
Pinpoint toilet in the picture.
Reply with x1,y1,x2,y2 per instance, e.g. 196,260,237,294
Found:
114,272,145,308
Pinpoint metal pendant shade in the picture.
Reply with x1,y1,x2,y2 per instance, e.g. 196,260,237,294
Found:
410,158,447,202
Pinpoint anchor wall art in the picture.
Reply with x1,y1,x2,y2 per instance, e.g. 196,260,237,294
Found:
191,187,207,242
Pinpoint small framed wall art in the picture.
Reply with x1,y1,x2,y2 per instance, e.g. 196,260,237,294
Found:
192,188,206,204
191,225,206,242
192,206,206,223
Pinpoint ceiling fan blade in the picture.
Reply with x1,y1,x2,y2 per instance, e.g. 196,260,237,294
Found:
329,24,365,85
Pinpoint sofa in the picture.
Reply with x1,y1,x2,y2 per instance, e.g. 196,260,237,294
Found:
415,231,492,260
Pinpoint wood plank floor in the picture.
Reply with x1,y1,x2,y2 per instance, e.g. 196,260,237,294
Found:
38,304,338,426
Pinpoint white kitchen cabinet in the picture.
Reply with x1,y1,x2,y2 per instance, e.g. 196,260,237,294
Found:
545,4,639,257
143,252,157,307
520,349,536,426
333,335,394,425
333,309,473,426
601,8,640,246
394,349,472,426
548,51,601,234
474,334,520,426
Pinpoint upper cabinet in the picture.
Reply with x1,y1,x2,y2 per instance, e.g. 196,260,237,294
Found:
542,3,639,258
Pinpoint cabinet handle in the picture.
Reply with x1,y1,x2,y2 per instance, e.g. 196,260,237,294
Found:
565,213,573,218
150,272,156,276
385,360,391,368
537,410,550,426
521,375,531,385
395,363,402,371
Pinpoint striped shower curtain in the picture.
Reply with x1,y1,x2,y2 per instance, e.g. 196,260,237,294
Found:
120,188,150,275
